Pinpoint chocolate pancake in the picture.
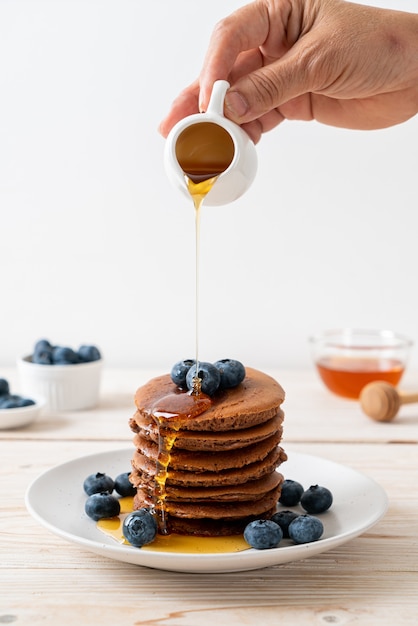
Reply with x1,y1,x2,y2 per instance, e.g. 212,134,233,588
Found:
131,446,286,487
129,366,286,536
129,410,284,452
130,466,285,507
157,472,283,502
132,430,283,472
133,488,280,536
134,483,282,518
133,482,283,536
134,367,285,432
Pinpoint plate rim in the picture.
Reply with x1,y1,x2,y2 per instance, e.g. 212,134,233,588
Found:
25,447,389,573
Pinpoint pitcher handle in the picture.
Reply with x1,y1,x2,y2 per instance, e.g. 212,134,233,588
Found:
206,80,230,116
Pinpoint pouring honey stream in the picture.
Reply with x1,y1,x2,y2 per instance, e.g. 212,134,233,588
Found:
176,121,234,381
152,134,234,535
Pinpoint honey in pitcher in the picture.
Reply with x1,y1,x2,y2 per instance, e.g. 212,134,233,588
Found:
175,121,235,182
316,356,404,399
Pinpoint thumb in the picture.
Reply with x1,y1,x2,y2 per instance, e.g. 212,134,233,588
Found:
223,38,325,123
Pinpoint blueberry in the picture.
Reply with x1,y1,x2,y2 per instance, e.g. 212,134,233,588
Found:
23,397,35,406
270,510,299,538
214,359,246,389
0,379,10,396
11,396,35,408
33,339,53,365
122,509,157,547
186,361,221,396
52,346,80,365
243,519,283,550
34,339,52,351
300,485,333,514
0,394,33,409
114,472,136,497
0,397,20,409
278,479,304,507
0,395,11,408
83,472,115,496
288,514,324,544
33,352,53,365
78,345,101,363
85,492,120,521
170,359,196,388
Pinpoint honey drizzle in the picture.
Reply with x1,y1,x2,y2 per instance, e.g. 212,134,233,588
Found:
154,427,178,534
151,391,213,534
186,174,218,389
147,175,219,535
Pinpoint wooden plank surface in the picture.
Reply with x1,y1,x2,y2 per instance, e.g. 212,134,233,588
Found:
1,439,417,626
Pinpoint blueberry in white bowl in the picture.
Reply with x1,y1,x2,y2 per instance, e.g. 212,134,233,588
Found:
0,377,44,430
17,339,103,412
32,339,101,366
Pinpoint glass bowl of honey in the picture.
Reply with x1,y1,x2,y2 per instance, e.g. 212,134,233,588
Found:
309,329,413,399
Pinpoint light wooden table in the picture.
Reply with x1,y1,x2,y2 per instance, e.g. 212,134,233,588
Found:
1,367,417,625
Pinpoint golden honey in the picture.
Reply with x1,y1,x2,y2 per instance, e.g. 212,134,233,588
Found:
316,356,404,399
97,497,249,554
175,121,234,183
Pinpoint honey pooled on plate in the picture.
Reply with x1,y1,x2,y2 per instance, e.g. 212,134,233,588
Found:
97,497,249,554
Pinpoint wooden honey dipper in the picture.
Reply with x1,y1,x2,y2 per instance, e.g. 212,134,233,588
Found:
359,381,418,422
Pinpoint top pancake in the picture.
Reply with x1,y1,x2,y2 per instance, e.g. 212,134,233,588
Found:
134,367,285,432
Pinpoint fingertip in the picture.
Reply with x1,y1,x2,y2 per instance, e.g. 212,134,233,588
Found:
158,113,179,138
198,82,211,114
157,119,169,138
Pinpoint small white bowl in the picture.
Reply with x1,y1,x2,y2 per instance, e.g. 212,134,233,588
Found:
17,356,103,412
0,396,45,430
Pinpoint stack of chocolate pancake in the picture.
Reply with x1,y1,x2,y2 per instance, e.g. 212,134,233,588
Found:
128,367,287,536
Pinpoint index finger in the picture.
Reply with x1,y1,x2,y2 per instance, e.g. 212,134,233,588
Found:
198,2,270,111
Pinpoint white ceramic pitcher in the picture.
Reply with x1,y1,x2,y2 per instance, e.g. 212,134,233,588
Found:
164,80,257,206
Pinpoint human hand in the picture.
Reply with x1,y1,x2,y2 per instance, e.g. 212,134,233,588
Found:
159,0,418,143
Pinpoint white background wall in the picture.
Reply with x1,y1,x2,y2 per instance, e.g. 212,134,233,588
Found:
1,0,417,371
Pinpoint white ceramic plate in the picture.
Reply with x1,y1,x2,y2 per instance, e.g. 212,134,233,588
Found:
25,448,388,573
